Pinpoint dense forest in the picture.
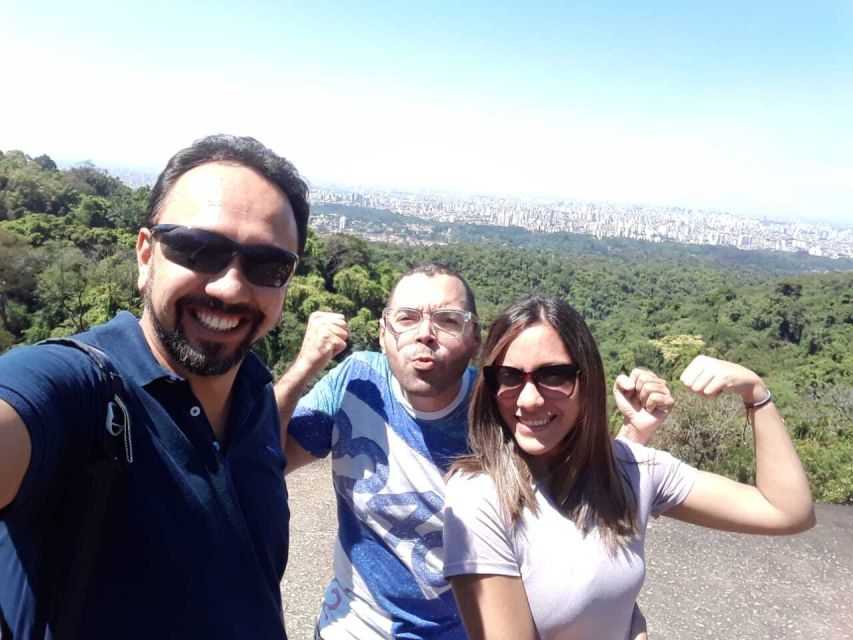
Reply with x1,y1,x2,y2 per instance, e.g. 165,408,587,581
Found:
2,148,851,503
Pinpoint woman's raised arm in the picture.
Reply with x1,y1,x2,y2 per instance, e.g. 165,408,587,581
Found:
665,356,815,534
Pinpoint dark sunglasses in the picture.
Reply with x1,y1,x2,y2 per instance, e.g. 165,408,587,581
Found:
482,364,581,399
150,224,299,288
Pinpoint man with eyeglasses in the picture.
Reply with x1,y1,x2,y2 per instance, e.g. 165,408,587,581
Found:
276,264,668,639
274,263,480,639
0,135,306,639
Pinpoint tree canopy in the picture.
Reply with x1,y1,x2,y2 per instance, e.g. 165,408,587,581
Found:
1,147,851,503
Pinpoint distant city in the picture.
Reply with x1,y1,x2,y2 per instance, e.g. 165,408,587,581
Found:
311,188,853,259
103,165,852,258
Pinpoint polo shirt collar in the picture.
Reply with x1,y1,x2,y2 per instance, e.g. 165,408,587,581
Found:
89,311,272,389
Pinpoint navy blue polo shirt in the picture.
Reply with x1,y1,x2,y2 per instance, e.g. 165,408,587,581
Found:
0,312,290,639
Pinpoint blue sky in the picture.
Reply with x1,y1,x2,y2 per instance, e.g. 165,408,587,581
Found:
1,0,851,224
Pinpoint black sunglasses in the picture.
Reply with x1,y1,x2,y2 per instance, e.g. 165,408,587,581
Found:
482,364,581,399
150,224,299,288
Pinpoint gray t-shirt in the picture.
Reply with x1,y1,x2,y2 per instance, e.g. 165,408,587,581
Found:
443,438,697,640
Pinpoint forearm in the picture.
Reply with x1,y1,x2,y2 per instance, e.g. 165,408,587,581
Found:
276,311,349,448
0,400,32,510
274,356,321,446
670,356,815,534
449,574,539,640
617,422,653,446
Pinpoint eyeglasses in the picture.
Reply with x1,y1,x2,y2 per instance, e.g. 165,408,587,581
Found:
150,224,299,288
382,307,477,338
482,364,581,399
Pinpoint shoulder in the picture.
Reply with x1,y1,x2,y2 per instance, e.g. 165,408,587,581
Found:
613,436,698,511
613,437,652,464
0,341,104,392
445,470,500,506
612,436,682,467
326,351,387,380
349,351,389,374
294,351,387,415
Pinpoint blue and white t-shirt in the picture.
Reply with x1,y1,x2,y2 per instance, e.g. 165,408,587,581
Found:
289,352,473,639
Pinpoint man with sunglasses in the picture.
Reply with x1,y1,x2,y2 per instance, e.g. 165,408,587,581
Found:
0,135,307,639
276,264,669,639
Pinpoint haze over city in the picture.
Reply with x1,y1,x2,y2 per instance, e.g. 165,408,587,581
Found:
2,1,851,226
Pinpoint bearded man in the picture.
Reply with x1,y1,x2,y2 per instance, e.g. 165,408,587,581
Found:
0,134,308,639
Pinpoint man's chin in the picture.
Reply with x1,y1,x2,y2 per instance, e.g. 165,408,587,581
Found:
399,374,449,398
157,322,254,376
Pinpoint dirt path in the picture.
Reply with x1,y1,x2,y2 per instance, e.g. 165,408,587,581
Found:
281,459,852,639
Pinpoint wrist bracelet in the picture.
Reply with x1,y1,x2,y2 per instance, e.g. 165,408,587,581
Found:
742,390,773,441
744,390,772,410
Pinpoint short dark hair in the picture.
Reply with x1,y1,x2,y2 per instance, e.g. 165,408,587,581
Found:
144,134,310,255
388,263,478,317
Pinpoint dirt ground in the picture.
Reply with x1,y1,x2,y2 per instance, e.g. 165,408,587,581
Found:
281,458,853,639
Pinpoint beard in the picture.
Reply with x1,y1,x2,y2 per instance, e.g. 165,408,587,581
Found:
145,291,265,377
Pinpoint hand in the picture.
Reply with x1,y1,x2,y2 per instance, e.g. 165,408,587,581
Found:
614,368,674,445
294,311,349,378
679,355,767,405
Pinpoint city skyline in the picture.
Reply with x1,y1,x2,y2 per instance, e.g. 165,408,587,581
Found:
2,1,851,225
310,187,853,258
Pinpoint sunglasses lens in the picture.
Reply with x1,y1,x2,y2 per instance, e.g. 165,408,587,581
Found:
484,364,579,398
483,366,522,395
495,367,524,389
158,228,232,274
241,247,298,288
154,226,298,287
536,365,579,389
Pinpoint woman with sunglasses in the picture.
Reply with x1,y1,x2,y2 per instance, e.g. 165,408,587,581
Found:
442,296,814,640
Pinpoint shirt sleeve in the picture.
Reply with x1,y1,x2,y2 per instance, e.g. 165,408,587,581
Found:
442,472,520,578
288,357,354,459
0,344,106,516
614,438,698,518
647,446,697,516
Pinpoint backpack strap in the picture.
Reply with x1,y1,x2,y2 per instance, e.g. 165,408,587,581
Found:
38,338,133,465
37,338,134,640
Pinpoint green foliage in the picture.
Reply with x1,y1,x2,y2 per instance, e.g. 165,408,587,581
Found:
333,265,386,313
349,307,381,352
0,150,80,220
64,162,129,198
2,147,852,502
796,440,853,504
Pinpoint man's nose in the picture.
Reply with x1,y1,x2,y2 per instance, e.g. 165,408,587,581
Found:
415,313,437,342
204,258,252,303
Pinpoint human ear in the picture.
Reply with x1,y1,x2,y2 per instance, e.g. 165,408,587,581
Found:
136,228,154,294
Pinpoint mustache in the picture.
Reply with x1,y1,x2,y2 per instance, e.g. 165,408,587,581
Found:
406,345,438,358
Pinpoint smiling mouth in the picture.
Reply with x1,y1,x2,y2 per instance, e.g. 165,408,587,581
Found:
517,415,555,431
192,309,243,332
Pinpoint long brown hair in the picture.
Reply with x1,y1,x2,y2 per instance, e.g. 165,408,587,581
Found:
451,296,637,548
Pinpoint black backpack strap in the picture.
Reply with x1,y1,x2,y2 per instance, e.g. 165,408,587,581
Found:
39,338,133,465
37,338,134,640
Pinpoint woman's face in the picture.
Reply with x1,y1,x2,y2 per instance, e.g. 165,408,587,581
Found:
494,322,582,466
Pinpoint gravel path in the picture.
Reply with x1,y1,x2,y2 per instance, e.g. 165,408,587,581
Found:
281,459,852,639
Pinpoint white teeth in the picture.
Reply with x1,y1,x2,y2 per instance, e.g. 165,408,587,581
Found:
195,311,241,332
521,416,552,427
